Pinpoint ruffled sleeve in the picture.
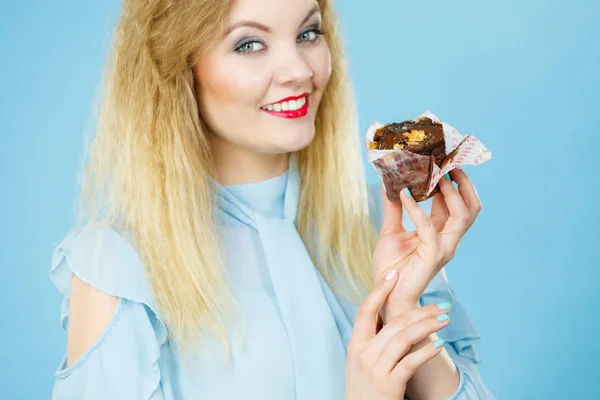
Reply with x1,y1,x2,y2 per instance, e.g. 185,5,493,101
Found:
49,226,168,400
366,184,495,399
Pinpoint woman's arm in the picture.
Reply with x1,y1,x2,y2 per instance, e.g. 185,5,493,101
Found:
389,307,494,400
404,332,460,399
67,274,119,366
406,336,494,400
379,288,494,400
369,171,494,399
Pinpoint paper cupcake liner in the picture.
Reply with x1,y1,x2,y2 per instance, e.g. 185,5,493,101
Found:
366,110,492,203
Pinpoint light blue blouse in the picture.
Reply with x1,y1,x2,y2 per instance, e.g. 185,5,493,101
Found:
50,160,495,399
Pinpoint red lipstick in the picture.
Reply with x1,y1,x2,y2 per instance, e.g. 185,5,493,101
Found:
260,93,310,119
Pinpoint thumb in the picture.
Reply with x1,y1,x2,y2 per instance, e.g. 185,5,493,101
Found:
379,182,406,236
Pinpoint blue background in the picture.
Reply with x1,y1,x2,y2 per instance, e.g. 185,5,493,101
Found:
1,0,598,398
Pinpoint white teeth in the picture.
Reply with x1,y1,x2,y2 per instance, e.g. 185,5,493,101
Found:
262,96,308,112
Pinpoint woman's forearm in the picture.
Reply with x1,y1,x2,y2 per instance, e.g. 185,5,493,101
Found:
383,303,460,400
405,335,496,400
382,298,493,399
404,335,460,400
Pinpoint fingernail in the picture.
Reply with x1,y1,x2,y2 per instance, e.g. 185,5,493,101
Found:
434,339,446,348
385,270,397,281
404,188,411,198
444,173,451,181
436,302,452,310
436,314,450,322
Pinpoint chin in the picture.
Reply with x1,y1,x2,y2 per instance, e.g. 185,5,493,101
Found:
272,126,316,153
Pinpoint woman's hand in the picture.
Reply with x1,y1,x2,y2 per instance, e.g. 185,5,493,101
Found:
345,270,451,400
372,169,482,322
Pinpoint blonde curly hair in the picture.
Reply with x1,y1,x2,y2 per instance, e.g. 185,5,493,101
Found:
76,0,376,357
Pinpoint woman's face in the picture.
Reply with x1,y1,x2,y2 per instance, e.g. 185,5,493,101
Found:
193,0,331,157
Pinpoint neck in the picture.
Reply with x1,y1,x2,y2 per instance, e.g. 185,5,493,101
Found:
210,134,290,185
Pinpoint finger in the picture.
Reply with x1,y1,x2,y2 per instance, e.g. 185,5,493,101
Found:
399,189,437,247
391,338,446,383
369,303,451,359
430,191,449,232
438,175,469,220
379,182,406,236
376,314,450,372
438,176,470,236
352,270,399,342
449,169,482,226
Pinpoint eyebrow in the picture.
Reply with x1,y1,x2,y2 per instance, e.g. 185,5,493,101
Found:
223,4,321,37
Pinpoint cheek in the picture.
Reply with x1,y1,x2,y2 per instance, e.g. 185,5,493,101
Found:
309,44,332,99
195,56,271,113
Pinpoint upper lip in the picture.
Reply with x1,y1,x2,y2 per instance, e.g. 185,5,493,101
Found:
263,92,310,107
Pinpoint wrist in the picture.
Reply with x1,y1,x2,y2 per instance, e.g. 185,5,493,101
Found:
382,300,421,323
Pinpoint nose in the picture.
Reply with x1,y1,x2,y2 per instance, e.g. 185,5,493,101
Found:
273,46,314,86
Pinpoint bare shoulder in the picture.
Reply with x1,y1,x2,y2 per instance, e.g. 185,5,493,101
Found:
67,274,119,367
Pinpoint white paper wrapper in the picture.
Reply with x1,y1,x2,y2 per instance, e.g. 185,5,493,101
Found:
366,110,492,203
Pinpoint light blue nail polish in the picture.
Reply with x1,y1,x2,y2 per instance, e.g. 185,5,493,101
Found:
434,339,446,348
437,302,452,310
404,188,412,198
436,314,450,322
444,173,451,181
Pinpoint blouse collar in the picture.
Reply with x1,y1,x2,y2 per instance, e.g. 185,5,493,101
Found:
216,155,300,227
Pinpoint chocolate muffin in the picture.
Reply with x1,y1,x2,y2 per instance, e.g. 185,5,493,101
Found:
369,117,446,167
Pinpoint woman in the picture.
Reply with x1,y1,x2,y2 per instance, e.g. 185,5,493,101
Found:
50,0,494,398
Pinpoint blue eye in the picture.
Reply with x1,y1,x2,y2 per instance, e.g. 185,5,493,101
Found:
235,40,266,54
298,28,325,43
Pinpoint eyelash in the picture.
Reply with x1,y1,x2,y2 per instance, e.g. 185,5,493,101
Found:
234,27,326,55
